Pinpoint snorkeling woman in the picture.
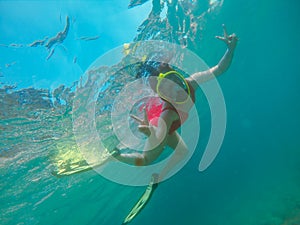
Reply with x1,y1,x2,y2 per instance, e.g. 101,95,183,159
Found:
114,24,238,182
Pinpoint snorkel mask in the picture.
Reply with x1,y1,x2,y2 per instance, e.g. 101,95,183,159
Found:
156,70,191,104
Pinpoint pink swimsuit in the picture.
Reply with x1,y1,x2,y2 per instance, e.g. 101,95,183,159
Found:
142,84,195,134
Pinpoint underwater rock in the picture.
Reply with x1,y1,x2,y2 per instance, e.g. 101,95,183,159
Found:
45,16,70,50
76,35,100,41
128,0,150,8
28,37,48,47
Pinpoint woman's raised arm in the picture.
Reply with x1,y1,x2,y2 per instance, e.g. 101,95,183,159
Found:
187,24,238,90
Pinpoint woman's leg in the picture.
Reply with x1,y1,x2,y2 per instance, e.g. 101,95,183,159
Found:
114,130,188,170
115,141,166,166
157,131,189,181
115,120,168,166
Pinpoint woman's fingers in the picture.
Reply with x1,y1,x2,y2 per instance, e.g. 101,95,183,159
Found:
216,25,239,50
222,24,228,38
216,24,229,43
143,108,149,125
215,35,225,41
130,114,143,123
130,109,149,126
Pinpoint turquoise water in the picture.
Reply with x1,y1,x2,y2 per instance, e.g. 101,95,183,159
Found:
1,1,300,225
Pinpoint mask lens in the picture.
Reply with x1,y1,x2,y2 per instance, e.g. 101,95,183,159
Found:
167,72,187,90
157,71,190,104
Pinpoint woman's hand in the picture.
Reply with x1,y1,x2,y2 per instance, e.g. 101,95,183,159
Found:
216,24,238,52
130,109,152,137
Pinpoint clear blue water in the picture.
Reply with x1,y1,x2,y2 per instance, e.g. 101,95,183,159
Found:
1,1,300,225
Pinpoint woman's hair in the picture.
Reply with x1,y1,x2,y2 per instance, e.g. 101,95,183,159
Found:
135,61,173,79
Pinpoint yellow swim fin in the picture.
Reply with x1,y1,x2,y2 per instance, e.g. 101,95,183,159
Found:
122,173,159,224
